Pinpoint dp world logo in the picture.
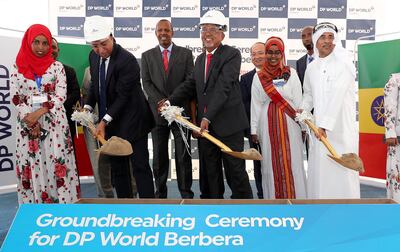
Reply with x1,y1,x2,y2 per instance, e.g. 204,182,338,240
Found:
370,95,384,126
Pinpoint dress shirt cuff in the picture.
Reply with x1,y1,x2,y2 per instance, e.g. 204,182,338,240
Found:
83,105,93,112
103,114,113,123
202,117,211,124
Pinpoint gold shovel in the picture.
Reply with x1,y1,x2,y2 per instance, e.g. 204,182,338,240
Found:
174,114,262,160
304,119,364,172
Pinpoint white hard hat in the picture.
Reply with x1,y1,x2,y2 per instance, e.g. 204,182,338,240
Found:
84,15,113,42
199,10,227,32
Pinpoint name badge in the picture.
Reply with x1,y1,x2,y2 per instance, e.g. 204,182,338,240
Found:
31,94,48,111
273,78,286,87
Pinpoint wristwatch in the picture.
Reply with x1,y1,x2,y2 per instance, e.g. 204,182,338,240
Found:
101,118,110,125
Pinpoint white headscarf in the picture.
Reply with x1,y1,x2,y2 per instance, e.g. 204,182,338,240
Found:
312,25,356,78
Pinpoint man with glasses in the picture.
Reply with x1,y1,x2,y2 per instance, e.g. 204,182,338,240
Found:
159,10,253,199
83,15,155,198
300,22,360,199
239,42,265,199
142,19,195,199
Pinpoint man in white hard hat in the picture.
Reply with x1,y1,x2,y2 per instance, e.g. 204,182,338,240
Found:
159,10,253,199
83,15,155,198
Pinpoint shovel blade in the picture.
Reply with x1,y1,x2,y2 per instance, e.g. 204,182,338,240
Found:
222,148,263,160
327,153,364,173
98,136,133,156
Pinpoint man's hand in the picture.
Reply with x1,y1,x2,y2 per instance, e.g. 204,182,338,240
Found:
251,134,259,144
95,120,106,140
191,119,202,139
386,137,398,147
315,127,327,140
157,98,169,113
200,118,209,133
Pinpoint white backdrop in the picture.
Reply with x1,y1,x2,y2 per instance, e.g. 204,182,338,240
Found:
0,36,19,188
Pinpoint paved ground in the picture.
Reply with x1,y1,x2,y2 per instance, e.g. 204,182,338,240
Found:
0,180,386,248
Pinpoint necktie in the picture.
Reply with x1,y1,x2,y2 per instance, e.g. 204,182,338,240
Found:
308,56,314,63
206,53,213,79
163,49,169,73
99,58,107,119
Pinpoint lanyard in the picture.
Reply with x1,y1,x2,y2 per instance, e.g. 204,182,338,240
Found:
34,74,42,91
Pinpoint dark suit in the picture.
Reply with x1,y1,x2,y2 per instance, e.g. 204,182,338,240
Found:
296,54,310,157
85,43,155,198
296,54,308,87
169,44,253,199
142,44,194,199
239,69,263,199
63,64,80,141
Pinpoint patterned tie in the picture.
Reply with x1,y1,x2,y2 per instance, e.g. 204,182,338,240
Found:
308,56,314,64
206,53,213,79
163,49,169,73
99,58,107,119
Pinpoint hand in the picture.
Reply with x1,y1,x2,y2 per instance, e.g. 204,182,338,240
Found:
386,137,398,147
157,98,169,113
23,112,40,128
95,120,106,140
315,127,327,140
191,120,202,139
251,134,259,144
200,118,209,133
23,108,48,128
29,123,41,139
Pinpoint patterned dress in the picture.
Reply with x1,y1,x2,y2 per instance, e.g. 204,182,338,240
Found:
384,73,400,201
10,61,80,204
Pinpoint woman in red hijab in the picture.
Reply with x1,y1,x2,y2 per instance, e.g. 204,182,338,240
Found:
250,37,307,199
10,24,80,204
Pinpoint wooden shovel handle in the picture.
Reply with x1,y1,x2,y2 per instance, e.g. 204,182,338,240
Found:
87,124,107,145
304,119,340,158
175,115,233,152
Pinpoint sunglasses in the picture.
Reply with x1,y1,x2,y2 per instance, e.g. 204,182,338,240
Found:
313,22,338,33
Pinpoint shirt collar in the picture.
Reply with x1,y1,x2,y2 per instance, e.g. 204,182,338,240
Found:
159,43,173,53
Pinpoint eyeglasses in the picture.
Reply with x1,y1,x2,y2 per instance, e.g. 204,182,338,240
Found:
200,27,222,33
266,50,282,56
313,22,338,33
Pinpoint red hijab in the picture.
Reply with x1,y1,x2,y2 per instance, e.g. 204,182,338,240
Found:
258,36,290,83
16,24,55,81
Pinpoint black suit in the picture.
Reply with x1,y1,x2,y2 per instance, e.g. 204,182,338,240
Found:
239,69,263,199
296,54,308,87
169,44,253,199
296,54,310,157
63,64,80,140
142,44,194,199
86,43,155,198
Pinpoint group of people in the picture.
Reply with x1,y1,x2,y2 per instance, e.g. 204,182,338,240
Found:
11,10,364,204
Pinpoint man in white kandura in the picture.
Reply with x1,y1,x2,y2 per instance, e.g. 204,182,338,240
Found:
300,22,360,199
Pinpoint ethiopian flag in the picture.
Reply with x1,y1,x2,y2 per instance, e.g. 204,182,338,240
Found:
358,39,400,179
58,42,94,177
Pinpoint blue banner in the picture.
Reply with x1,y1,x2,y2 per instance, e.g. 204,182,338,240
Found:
2,204,400,251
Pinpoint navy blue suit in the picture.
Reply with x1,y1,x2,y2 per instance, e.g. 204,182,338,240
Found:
86,43,155,198
239,69,263,199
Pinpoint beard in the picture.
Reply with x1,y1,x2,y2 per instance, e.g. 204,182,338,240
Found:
305,43,313,51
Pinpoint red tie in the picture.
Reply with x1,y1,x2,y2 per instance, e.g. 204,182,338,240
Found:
163,49,169,73
206,53,212,78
